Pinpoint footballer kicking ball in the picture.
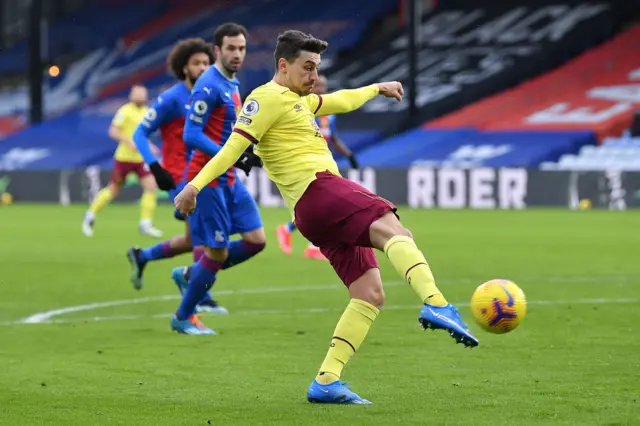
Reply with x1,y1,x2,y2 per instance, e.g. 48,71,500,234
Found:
470,279,526,334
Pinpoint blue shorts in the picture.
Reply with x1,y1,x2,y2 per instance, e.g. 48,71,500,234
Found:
189,182,263,249
168,181,188,221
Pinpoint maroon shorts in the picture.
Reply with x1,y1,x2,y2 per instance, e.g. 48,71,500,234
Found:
295,172,397,287
110,160,151,185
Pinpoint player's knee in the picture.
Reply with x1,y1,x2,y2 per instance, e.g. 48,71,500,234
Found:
354,285,385,308
348,270,386,308
204,247,228,262
242,228,266,246
397,227,413,239
366,285,386,308
108,183,121,197
140,175,157,192
369,213,412,249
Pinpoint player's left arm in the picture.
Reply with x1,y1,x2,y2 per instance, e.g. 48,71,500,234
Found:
309,82,404,116
190,134,252,190
330,135,359,169
182,88,223,157
327,116,351,156
133,96,171,165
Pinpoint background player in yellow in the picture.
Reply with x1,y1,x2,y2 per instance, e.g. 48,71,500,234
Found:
82,84,163,238
174,30,478,405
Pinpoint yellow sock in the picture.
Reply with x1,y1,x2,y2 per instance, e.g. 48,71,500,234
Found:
140,191,157,222
316,299,379,385
88,187,114,215
384,235,448,307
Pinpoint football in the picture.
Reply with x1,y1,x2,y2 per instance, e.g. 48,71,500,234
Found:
470,279,527,334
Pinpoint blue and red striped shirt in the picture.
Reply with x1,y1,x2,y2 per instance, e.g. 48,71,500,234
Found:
134,81,192,183
183,66,242,188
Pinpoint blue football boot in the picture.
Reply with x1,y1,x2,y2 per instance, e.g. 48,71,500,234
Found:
419,304,479,347
307,380,372,405
171,266,189,294
126,247,146,290
170,315,216,335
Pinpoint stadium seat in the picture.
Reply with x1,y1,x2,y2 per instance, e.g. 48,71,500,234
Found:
548,135,640,170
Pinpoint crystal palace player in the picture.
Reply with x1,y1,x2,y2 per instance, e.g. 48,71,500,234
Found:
125,38,225,314
170,23,265,335
175,30,478,401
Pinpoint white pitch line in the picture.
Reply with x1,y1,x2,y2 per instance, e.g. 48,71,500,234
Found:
19,294,179,324
4,297,639,327
12,274,639,326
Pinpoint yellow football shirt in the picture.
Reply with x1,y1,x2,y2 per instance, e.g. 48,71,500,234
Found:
111,102,148,163
190,81,379,218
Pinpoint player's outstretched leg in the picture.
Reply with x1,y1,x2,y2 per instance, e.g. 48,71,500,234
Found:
370,212,479,347
127,234,192,290
170,249,222,335
83,183,118,237
138,175,162,238
276,221,296,255
307,267,382,405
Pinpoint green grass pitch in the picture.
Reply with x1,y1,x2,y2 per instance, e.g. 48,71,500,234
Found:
0,204,638,425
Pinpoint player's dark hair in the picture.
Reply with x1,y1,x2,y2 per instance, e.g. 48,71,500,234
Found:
167,38,215,80
274,30,328,65
214,22,248,48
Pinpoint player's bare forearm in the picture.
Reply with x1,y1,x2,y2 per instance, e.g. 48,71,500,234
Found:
108,125,123,143
109,125,136,149
190,134,251,191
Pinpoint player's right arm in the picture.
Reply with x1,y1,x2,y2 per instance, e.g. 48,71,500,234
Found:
132,96,171,165
133,96,176,190
109,105,136,150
